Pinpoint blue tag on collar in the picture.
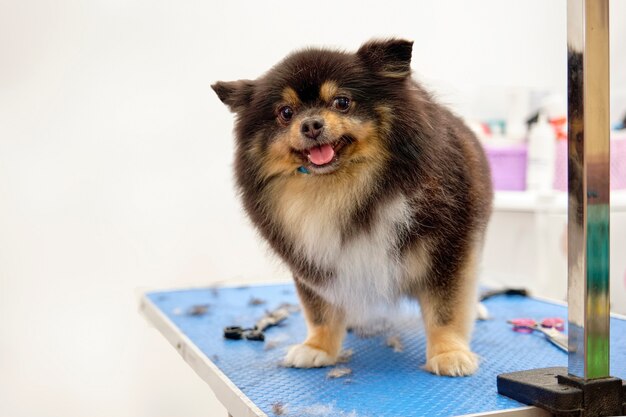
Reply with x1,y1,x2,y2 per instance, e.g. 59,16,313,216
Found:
297,166,310,174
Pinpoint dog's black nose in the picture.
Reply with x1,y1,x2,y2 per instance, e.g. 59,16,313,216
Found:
300,117,324,140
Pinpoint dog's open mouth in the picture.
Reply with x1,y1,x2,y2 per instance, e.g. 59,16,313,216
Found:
307,143,336,165
293,136,355,173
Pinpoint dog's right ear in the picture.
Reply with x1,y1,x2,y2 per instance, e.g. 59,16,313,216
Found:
357,38,413,79
211,80,254,113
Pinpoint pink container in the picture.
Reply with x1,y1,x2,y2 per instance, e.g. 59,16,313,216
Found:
553,140,567,191
484,143,528,191
610,136,626,189
554,135,626,191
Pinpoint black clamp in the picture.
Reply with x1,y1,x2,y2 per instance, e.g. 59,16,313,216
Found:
223,304,296,342
223,326,265,341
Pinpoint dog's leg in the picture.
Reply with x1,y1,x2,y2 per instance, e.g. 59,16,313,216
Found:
283,279,346,368
416,246,480,377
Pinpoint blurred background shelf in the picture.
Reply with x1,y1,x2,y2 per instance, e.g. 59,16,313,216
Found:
494,190,626,211
485,190,626,315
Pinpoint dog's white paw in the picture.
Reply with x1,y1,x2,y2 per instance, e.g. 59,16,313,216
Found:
283,344,336,368
424,349,479,377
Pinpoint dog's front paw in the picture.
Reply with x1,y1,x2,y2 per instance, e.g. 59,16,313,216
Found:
283,344,337,368
424,349,478,376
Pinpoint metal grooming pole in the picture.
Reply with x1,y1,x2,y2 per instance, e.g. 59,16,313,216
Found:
498,1,625,415
566,0,610,382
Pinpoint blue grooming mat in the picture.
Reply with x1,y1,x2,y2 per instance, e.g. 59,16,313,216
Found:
142,284,626,417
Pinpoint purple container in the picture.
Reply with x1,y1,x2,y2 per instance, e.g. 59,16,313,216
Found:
484,143,528,191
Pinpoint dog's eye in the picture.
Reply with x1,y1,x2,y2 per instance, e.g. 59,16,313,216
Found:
278,106,294,122
332,97,351,111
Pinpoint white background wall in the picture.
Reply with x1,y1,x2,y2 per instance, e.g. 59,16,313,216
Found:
1,1,624,416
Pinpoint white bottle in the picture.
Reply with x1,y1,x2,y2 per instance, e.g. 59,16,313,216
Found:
526,113,556,193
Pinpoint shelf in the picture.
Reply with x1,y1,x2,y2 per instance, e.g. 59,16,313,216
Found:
494,190,626,212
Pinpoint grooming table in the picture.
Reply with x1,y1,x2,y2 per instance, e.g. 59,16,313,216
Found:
140,284,626,417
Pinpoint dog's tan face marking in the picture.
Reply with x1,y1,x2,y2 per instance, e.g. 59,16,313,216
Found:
319,81,339,103
281,86,301,107
264,116,387,183
255,102,389,183
254,80,389,179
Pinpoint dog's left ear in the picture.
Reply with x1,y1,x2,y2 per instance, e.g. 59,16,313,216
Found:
211,80,255,113
357,38,413,78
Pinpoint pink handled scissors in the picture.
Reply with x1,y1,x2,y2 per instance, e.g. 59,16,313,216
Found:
507,317,567,352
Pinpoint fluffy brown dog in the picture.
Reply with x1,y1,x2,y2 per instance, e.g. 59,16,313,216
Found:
212,39,492,376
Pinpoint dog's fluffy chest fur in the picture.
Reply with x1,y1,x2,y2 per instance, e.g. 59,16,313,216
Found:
275,183,422,316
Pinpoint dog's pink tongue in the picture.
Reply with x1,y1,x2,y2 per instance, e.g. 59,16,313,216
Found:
307,144,335,166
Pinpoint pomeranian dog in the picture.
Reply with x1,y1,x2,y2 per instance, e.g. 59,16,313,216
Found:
212,39,492,376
